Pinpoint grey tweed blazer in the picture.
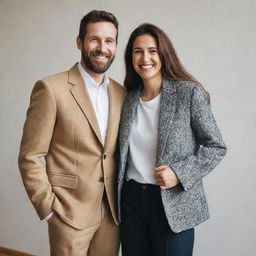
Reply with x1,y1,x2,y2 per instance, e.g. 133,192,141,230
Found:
117,79,227,233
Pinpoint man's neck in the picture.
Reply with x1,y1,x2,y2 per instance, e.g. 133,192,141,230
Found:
81,61,105,85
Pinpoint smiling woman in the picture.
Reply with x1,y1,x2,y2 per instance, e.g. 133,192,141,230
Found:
132,34,162,98
117,23,227,256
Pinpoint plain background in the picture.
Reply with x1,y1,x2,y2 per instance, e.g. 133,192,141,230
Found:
0,0,255,255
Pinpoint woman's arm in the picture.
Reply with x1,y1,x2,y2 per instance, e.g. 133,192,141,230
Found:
169,85,227,191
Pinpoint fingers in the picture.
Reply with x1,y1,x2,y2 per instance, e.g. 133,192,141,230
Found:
154,165,180,189
154,165,169,172
154,166,169,185
154,166,172,178
155,178,166,186
154,166,170,178
154,172,163,178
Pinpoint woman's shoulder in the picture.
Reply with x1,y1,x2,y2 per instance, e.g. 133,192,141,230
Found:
168,79,209,105
171,79,201,91
163,79,208,105
167,79,205,97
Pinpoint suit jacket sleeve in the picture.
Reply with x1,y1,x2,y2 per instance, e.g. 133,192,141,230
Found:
18,80,56,219
170,85,227,191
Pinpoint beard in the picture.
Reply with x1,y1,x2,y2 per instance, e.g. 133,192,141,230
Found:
81,49,115,74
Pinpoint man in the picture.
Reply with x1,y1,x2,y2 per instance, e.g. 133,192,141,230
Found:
18,10,125,256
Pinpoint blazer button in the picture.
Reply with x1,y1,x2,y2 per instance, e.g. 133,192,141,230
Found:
99,177,104,182
103,154,106,160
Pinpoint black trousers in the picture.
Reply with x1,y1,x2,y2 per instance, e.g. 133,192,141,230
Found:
121,179,194,256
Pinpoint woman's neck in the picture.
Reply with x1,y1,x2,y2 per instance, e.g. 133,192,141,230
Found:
141,76,163,101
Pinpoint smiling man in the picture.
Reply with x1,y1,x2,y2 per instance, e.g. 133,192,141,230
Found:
18,10,125,256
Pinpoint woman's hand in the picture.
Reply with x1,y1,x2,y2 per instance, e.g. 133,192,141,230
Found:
154,165,180,190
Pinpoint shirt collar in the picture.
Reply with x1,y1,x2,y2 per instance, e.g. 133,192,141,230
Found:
78,62,109,90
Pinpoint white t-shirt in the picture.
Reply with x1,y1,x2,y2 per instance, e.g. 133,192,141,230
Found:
126,93,161,184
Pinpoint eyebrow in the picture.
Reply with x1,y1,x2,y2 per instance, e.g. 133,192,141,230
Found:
88,35,116,41
133,47,158,50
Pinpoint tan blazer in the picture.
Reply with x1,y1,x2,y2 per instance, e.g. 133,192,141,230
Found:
18,63,125,229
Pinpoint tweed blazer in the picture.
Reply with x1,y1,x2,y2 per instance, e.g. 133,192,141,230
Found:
117,79,226,233
19,63,125,229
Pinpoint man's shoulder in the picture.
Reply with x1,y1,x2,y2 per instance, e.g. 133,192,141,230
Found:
41,70,69,86
36,64,78,91
109,77,125,92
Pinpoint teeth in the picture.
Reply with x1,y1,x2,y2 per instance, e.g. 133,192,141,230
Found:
95,55,107,59
140,65,154,69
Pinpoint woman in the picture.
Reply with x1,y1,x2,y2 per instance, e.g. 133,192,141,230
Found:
117,23,227,256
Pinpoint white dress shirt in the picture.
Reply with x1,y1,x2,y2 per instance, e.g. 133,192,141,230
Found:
78,62,110,144
126,93,161,184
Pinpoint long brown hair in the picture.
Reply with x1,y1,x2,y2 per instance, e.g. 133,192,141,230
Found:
124,23,210,102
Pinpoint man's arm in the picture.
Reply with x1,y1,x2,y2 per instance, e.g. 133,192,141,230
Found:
18,80,56,219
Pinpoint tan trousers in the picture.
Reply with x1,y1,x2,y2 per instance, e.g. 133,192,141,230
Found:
48,199,120,256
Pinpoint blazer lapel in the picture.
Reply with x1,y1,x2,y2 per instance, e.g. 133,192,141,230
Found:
119,89,140,162
156,79,177,166
68,64,103,146
104,79,123,151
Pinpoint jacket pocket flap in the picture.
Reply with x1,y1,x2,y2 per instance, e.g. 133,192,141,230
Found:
48,174,78,189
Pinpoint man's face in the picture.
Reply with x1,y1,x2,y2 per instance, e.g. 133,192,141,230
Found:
77,22,117,74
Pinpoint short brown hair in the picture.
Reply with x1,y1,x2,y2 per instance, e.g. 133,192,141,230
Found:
78,10,118,41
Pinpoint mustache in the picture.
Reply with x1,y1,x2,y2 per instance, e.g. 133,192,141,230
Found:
90,50,111,58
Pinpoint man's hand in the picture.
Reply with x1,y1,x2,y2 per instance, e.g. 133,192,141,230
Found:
154,165,180,190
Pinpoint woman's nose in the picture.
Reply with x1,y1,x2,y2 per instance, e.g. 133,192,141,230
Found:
142,52,150,62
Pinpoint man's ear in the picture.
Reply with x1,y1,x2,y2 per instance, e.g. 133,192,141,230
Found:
76,36,82,50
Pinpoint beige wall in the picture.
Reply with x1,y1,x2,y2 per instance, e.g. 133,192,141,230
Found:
0,0,255,255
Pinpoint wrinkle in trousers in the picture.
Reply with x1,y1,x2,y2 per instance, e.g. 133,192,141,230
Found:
48,197,120,256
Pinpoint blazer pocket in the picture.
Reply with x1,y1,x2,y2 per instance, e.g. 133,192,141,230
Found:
48,173,78,189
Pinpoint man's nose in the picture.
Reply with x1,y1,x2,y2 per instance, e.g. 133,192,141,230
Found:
96,41,107,52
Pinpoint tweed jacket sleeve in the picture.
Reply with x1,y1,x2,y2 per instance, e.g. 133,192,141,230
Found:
170,85,226,191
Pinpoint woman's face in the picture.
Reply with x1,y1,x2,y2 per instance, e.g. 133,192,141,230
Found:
132,34,162,83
